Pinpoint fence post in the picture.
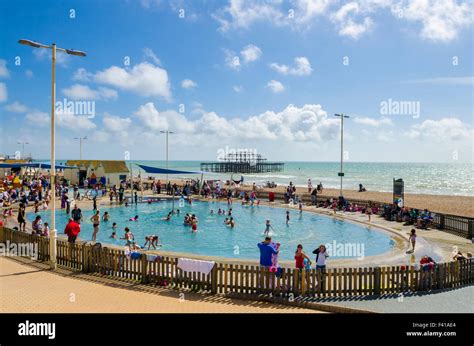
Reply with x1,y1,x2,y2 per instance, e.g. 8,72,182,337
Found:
467,220,474,240
210,264,218,294
141,254,148,284
373,267,381,295
82,244,89,273
439,214,445,230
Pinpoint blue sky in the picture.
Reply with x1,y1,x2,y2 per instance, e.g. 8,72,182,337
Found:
0,0,473,162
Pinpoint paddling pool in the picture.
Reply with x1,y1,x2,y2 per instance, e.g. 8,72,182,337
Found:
29,199,395,261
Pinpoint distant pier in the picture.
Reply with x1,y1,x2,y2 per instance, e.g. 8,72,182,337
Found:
200,151,284,173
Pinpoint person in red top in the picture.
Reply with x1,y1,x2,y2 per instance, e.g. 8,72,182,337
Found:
294,244,312,270
64,218,81,244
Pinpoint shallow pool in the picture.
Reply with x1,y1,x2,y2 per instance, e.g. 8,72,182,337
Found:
30,199,395,261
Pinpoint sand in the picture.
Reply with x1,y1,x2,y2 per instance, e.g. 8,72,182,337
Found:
160,179,474,217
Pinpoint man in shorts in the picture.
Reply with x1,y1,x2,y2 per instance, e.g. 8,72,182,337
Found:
64,218,81,243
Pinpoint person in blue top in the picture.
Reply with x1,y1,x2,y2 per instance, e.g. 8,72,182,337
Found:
257,237,279,267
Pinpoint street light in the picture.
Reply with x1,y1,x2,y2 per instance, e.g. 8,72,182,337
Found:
17,141,29,159
74,136,87,160
19,39,86,270
160,130,174,183
334,113,350,197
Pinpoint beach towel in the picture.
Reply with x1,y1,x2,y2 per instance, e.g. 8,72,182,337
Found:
177,258,215,275
146,254,160,262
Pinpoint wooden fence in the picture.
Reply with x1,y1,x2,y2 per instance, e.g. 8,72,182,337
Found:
266,191,474,239
1,227,472,299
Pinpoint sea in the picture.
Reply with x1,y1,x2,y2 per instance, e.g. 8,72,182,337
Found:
121,161,474,197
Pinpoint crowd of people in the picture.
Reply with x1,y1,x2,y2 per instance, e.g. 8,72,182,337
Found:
1,173,471,278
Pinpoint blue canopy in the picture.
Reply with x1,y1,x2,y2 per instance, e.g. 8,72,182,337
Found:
0,162,77,169
136,164,206,175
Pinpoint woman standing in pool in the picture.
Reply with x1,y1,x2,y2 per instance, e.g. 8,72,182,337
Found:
191,216,198,232
90,210,100,241
366,204,373,222
121,227,134,248
409,229,417,252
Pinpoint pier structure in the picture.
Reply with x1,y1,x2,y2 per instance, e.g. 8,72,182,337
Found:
200,151,284,173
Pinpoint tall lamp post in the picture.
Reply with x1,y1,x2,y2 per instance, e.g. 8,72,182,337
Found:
160,130,174,183
19,39,86,269
74,136,87,160
17,141,29,159
334,113,350,197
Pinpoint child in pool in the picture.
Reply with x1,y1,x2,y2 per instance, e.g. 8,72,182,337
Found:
286,211,290,224
110,232,117,239
162,212,172,221
112,222,117,229
129,215,139,221
264,220,274,235
299,202,303,213
103,211,110,221
217,208,222,215
144,235,159,249
224,218,229,225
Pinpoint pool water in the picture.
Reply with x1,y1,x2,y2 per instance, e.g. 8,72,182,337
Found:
30,200,395,261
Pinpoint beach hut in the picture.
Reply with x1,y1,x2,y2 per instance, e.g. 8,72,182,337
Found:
64,160,130,186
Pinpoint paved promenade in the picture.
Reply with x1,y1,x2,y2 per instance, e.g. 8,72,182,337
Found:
0,257,318,313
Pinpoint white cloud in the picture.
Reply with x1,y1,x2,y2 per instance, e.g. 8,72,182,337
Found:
72,68,93,82
134,102,170,131
94,62,171,100
270,57,313,76
181,79,198,89
4,100,94,130
56,109,96,130
0,59,10,78
0,83,7,102
103,113,132,132
132,102,338,143
354,116,393,126
33,49,70,67
406,117,473,142
233,85,243,93
212,0,472,42
62,84,118,100
5,101,28,113
330,2,375,39
266,80,285,93
25,110,49,126
143,47,162,65
213,0,286,32
240,44,262,63
392,0,473,42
